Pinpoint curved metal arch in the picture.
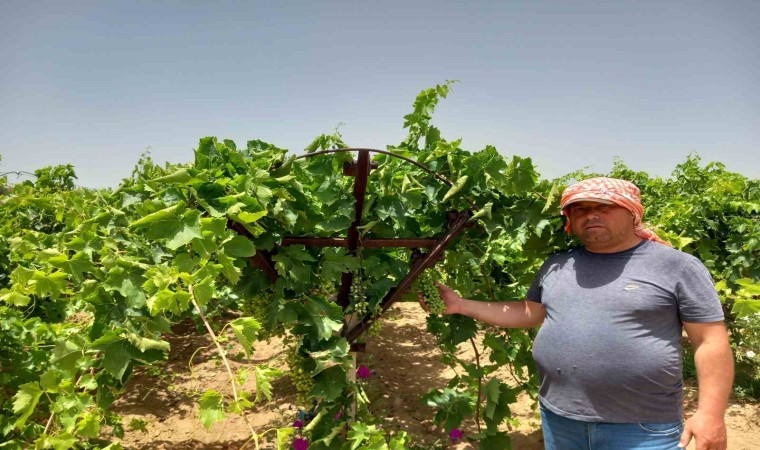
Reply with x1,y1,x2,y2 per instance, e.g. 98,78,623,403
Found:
293,147,455,188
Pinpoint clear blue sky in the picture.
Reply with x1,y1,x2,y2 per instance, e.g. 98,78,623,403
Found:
2,0,758,188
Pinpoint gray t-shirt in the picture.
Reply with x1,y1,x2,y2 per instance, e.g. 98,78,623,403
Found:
527,239,724,423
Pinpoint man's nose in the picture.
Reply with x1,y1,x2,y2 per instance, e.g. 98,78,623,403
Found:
583,209,602,220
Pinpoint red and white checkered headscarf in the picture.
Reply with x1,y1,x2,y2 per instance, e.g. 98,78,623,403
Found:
560,177,671,247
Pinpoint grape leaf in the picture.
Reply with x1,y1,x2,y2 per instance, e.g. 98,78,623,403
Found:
320,249,359,281
0,290,31,306
442,175,468,202
31,271,68,299
254,365,282,402
272,246,315,283
276,427,295,450
47,252,96,283
12,382,42,428
146,289,191,316
310,366,348,402
91,334,132,380
230,317,261,358
151,168,193,184
223,235,256,258
483,378,516,428
479,432,512,450
217,252,243,284
198,390,225,430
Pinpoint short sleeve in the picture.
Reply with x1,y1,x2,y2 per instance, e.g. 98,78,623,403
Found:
526,260,549,303
675,257,725,323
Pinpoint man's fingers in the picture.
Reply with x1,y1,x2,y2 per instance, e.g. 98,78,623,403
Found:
434,281,450,292
678,428,693,448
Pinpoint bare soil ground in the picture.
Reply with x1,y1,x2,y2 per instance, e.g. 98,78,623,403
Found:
111,303,759,449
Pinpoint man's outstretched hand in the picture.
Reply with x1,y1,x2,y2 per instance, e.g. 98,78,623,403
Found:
418,281,463,315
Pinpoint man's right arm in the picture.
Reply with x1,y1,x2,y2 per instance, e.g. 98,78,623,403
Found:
425,282,545,328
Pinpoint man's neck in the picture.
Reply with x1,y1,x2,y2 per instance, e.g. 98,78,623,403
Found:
584,236,644,254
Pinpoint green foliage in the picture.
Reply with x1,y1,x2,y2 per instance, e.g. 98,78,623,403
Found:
306,126,348,153
733,314,760,399
400,80,457,151
422,387,476,431
33,165,78,191
0,85,756,450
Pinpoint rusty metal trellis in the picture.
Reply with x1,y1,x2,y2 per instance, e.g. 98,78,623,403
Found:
232,148,477,344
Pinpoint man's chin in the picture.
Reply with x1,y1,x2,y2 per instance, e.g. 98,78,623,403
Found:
581,233,611,243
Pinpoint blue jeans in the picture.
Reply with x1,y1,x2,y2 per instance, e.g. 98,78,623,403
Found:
540,403,683,450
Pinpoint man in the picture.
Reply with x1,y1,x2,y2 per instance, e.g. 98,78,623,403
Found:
425,177,733,450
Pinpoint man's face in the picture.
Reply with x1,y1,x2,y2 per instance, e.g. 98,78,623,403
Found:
565,201,637,249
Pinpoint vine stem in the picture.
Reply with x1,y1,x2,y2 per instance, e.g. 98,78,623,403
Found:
42,393,55,435
469,337,483,433
507,357,521,384
188,285,259,449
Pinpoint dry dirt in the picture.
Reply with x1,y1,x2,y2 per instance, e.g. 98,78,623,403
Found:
111,303,759,449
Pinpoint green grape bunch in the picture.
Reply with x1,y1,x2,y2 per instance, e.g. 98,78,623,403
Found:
416,269,446,315
286,345,316,406
312,279,336,300
240,292,283,339
350,272,369,316
365,310,383,337
241,293,267,320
